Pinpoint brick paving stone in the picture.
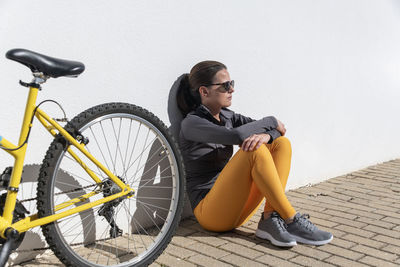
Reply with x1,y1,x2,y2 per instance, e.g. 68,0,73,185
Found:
372,234,400,246
178,217,198,227
291,197,350,213
155,254,196,267
325,255,367,267
174,225,198,236
187,223,219,236
233,227,254,237
289,255,336,267
255,254,302,267
303,210,332,220
290,200,328,213
329,183,372,194
334,224,375,238
359,256,400,267
362,224,400,238
186,241,231,259
348,208,384,220
355,216,396,229
329,237,356,249
322,208,359,220
219,232,259,248
220,253,267,267
306,216,338,229
351,244,398,261
187,254,233,267
291,245,332,260
252,243,297,259
382,215,400,224
241,221,258,232
335,200,376,212
189,232,229,247
318,244,364,260
341,233,384,249
327,227,347,238
326,215,367,228
298,187,353,202
365,201,400,212
219,242,264,259
381,244,400,255
335,188,382,202
170,235,198,247
312,183,346,193
392,225,400,231
164,244,197,259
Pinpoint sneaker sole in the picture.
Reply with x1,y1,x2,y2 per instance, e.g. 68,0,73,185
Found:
292,234,333,246
255,229,297,247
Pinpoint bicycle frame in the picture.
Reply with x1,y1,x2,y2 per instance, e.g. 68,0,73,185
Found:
0,86,134,238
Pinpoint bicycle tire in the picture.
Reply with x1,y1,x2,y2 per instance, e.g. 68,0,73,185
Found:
37,102,185,267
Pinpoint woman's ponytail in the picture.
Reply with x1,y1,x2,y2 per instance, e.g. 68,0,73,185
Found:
176,73,200,117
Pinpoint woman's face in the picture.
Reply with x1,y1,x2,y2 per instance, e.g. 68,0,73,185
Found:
199,68,234,109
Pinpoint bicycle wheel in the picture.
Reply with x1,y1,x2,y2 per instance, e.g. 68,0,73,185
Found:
37,102,185,267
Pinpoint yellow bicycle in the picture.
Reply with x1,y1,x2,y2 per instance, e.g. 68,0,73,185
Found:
0,49,185,266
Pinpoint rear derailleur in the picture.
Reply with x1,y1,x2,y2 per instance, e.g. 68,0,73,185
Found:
98,177,126,238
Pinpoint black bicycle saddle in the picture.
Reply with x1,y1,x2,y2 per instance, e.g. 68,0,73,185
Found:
6,48,85,78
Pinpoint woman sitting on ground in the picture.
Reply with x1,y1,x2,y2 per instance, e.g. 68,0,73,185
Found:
176,60,333,247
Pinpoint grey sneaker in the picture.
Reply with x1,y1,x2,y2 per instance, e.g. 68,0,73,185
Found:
286,213,333,245
255,212,297,247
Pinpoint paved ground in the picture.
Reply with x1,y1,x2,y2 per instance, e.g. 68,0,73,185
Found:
15,158,400,266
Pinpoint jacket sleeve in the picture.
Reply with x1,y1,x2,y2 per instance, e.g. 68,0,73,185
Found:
232,112,256,127
265,129,282,144
181,114,279,145
232,112,281,144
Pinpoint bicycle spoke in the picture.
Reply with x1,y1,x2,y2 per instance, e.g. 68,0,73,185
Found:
125,123,142,178
89,126,111,172
100,121,117,174
123,120,133,172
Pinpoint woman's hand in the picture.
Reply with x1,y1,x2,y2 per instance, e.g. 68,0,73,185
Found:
240,133,271,151
276,119,286,136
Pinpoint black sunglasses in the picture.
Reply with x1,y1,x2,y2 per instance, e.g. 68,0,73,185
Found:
205,80,235,92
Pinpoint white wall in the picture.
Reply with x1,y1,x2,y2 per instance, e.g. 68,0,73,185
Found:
0,0,399,260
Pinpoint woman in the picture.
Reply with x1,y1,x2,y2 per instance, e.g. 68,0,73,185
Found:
176,60,333,247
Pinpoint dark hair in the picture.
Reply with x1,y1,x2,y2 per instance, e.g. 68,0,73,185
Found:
176,60,227,117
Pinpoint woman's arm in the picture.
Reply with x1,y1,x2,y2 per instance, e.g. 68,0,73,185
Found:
232,112,282,144
181,114,278,145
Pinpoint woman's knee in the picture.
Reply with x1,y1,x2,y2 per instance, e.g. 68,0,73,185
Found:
272,136,292,152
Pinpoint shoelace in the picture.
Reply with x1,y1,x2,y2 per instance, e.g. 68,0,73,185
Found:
295,213,317,231
270,212,288,232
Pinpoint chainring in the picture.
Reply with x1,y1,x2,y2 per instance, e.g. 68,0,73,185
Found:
0,193,28,249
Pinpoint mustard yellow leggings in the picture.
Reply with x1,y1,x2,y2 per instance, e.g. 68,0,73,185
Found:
193,136,296,232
